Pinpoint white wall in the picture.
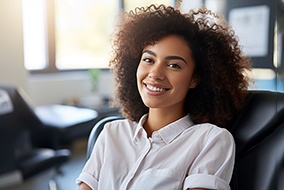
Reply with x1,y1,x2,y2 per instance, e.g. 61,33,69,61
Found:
28,71,93,105
0,0,28,92
28,70,114,106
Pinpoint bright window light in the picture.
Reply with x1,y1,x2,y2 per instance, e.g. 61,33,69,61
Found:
124,0,174,12
179,0,203,13
54,0,119,69
22,0,47,70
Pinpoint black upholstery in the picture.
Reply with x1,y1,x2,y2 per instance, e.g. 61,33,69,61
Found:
229,90,284,159
0,83,70,189
32,104,99,149
86,90,284,190
230,123,284,190
0,83,99,149
229,90,284,190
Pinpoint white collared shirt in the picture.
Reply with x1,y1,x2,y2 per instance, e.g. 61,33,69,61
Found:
76,114,235,190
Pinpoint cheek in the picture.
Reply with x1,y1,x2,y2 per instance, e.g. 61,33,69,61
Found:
171,75,193,92
136,64,145,90
136,65,141,83
176,83,190,94
136,64,147,81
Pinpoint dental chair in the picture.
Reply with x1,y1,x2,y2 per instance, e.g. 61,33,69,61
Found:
0,83,70,190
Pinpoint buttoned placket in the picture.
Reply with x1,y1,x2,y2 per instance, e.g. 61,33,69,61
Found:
120,130,168,190
120,128,152,190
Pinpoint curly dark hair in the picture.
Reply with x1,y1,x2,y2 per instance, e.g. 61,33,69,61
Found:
110,4,252,128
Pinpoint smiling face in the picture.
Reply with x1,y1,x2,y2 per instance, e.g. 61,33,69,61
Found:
136,35,198,114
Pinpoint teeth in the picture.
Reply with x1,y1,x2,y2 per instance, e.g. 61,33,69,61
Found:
147,84,166,92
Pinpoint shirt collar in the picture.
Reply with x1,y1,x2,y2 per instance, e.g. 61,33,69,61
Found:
158,114,193,144
133,114,148,141
133,114,193,144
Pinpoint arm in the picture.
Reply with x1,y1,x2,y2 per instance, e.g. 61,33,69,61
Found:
184,126,235,190
76,123,112,189
79,182,92,190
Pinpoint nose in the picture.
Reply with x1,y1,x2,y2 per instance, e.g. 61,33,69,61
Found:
148,64,165,81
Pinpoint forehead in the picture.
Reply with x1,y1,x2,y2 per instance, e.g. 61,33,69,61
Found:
143,35,192,56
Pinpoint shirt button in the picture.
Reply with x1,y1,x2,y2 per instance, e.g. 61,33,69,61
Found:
130,171,135,178
152,132,159,138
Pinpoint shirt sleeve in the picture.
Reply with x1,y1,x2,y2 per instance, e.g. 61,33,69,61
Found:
76,123,109,189
183,126,235,190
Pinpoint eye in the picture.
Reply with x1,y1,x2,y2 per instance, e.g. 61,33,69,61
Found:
168,63,181,69
142,58,153,63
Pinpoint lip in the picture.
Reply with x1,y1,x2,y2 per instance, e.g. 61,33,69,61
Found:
143,82,170,95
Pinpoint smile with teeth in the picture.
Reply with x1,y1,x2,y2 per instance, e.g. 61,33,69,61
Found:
146,84,168,92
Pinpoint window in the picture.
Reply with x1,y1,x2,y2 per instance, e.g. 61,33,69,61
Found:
22,0,47,70
22,0,120,72
54,0,119,70
22,0,207,72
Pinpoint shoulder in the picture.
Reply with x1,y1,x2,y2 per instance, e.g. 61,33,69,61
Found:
103,118,138,134
191,122,233,135
104,118,136,128
188,123,235,145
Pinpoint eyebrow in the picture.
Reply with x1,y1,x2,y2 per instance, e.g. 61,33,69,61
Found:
142,50,187,64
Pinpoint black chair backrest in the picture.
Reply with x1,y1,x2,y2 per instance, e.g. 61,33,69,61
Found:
229,90,284,159
230,123,284,190
229,90,284,190
0,84,42,174
0,84,42,130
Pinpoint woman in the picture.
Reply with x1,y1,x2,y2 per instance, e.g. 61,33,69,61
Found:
77,4,251,190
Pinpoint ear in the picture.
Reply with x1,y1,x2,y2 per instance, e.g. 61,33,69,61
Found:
189,75,200,89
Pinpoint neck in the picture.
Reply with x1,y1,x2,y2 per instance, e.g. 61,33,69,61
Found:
144,108,186,137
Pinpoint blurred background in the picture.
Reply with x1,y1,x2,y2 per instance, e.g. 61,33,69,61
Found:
0,0,283,189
